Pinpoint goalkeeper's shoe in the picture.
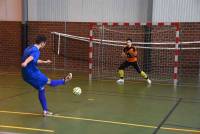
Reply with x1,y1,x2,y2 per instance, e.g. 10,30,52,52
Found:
64,73,72,83
116,79,124,85
147,79,152,84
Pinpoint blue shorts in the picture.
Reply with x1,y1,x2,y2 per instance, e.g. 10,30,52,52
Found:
22,70,48,91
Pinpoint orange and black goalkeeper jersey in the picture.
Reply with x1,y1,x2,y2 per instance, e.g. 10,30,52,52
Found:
123,46,137,62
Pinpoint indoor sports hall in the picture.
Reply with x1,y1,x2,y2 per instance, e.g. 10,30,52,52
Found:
0,0,200,134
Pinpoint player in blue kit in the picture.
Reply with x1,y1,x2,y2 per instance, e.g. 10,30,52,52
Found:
21,35,72,116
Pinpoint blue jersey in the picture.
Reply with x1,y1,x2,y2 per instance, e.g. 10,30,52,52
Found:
21,45,48,90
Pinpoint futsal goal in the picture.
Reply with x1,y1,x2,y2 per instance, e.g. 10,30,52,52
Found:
51,22,200,85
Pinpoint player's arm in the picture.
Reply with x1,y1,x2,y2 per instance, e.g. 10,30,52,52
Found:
121,51,126,58
37,59,52,64
21,56,34,67
121,47,127,58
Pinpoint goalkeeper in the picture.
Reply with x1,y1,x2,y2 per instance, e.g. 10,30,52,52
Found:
116,39,151,85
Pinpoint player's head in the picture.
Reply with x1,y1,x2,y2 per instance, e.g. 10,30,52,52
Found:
126,38,132,47
35,35,47,48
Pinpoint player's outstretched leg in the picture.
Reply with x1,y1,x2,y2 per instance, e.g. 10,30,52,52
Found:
47,73,72,87
116,69,125,85
116,61,129,85
41,73,72,117
140,71,151,84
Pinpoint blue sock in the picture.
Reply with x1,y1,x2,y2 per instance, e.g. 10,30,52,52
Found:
49,79,65,87
38,89,48,111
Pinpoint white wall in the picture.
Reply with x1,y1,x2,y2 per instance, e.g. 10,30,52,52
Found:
153,0,200,22
1,0,197,22
0,0,22,21
28,0,149,22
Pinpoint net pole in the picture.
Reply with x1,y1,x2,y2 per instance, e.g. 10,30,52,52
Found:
173,23,180,85
58,33,61,55
52,33,56,71
89,24,94,80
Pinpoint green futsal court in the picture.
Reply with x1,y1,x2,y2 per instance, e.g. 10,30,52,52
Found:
1,0,200,134
0,70,199,134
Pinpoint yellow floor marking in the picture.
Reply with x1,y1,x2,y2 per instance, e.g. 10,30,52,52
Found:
0,124,54,133
0,110,200,133
88,98,95,101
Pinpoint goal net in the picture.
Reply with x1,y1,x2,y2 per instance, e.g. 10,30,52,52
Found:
92,23,177,83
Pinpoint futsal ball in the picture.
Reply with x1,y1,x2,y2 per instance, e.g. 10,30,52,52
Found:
73,87,82,95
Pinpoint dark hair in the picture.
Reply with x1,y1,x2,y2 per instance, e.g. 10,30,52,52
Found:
126,38,132,42
35,35,47,44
